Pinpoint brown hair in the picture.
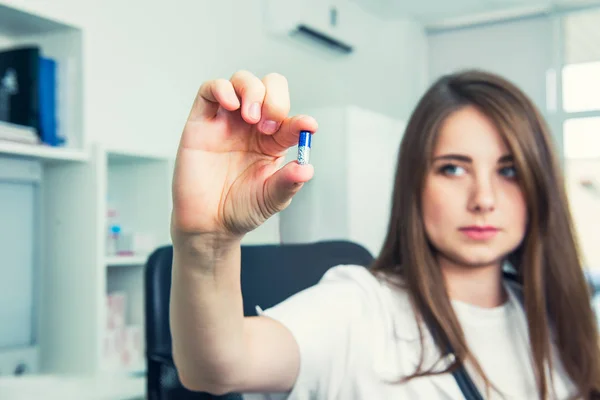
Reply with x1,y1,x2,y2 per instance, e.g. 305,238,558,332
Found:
370,69,600,399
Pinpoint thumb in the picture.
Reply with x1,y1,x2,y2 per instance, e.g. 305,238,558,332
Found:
264,161,314,212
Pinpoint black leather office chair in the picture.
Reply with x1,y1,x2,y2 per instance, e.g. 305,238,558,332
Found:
144,240,374,400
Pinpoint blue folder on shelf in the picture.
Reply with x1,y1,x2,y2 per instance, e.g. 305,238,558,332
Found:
38,56,64,147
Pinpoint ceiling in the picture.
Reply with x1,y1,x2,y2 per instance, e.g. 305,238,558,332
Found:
353,0,600,28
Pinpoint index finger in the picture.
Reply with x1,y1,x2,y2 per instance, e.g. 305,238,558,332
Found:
189,79,241,120
258,115,318,156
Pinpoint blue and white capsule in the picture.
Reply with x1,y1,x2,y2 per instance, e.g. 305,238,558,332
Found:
297,130,312,165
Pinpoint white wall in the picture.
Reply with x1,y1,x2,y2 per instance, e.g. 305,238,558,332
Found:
427,16,555,127
279,107,349,245
565,159,600,269
427,17,564,166
346,107,406,257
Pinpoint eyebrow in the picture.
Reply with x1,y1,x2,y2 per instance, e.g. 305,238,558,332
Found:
432,154,514,163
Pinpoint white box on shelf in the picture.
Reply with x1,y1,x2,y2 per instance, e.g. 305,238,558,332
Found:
131,232,158,255
106,291,126,331
121,325,144,372
101,328,120,371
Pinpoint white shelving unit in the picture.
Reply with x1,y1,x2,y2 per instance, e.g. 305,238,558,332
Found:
0,3,174,398
102,145,173,376
0,0,90,379
0,140,88,162
40,143,173,378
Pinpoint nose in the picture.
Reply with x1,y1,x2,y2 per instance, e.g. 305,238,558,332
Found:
468,174,496,213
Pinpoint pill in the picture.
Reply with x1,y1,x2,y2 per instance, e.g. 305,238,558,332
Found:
297,131,312,165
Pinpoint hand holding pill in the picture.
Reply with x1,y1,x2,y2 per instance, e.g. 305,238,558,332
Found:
171,70,318,240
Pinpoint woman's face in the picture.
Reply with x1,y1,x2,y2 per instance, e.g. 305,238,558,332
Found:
421,105,527,271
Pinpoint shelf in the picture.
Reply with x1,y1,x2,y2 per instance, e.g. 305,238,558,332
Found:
107,147,171,164
0,2,85,163
106,255,149,267
0,140,88,163
0,3,78,37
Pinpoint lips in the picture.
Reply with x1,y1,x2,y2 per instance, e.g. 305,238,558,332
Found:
459,226,499,240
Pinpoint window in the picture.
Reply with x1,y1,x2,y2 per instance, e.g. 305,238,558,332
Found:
562,62,600,113
562,8,600,269
563,117,600,159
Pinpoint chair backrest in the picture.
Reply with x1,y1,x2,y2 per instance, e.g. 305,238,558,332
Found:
144,240,374,399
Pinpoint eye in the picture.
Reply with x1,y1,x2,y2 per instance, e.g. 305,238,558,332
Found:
439,164,466,176
499,165,517,179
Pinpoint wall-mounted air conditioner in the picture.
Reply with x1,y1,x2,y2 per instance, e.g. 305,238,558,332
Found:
264,0,358,55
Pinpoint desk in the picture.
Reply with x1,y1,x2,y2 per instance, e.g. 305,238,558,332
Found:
0,373,145,399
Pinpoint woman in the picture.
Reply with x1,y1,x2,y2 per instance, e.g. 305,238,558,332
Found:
169,69,600,399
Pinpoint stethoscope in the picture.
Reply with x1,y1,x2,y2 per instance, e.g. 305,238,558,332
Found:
425,271,521,400
424,322,484,400
449,355,485,400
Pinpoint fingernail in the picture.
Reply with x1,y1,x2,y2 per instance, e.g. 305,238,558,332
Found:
260,120,279,134
249,103,261,121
